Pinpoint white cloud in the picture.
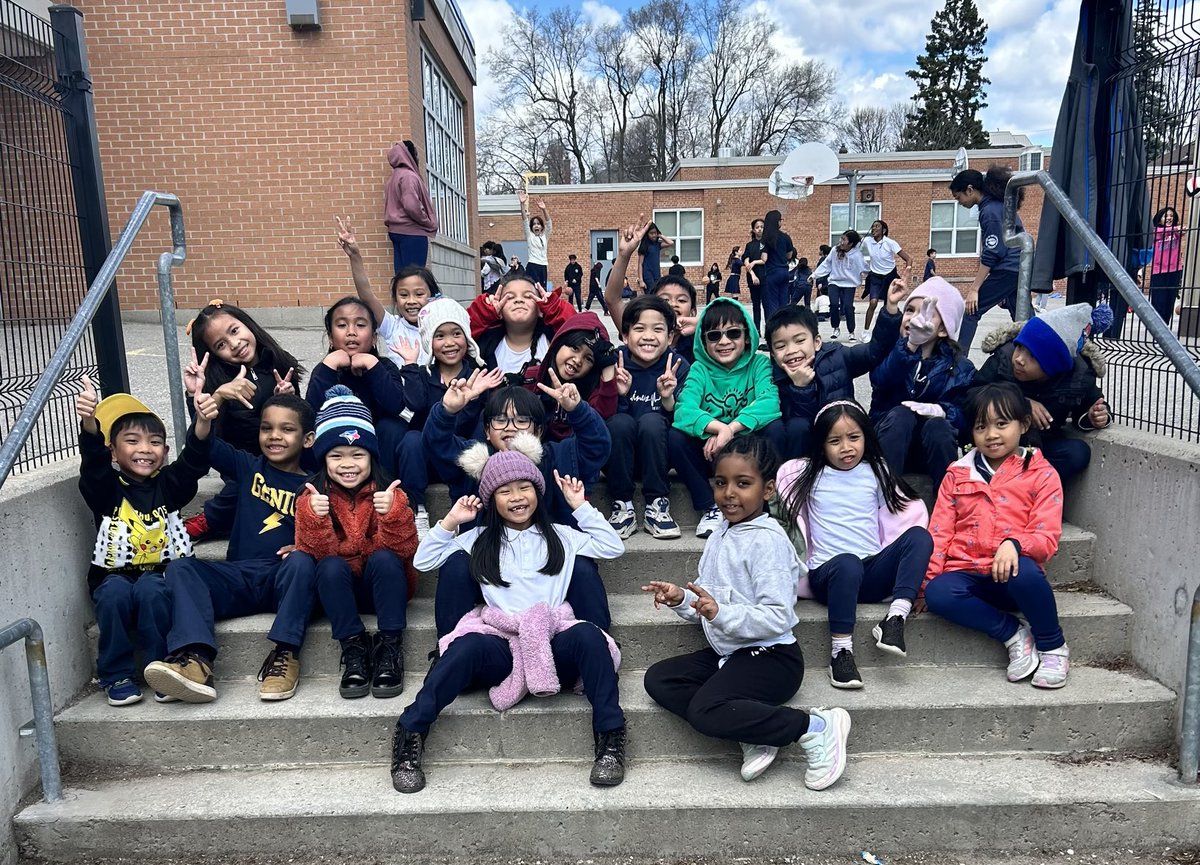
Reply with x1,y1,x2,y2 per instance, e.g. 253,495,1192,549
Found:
581,0,622,29
983,0,1077,141
460,0,517,121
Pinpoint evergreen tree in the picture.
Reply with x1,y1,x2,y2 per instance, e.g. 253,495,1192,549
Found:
1133,0,1169,162
902,0,990,150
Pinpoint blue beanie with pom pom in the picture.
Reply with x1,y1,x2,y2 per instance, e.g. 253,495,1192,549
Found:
1014,303,1108,378
312,385,379,460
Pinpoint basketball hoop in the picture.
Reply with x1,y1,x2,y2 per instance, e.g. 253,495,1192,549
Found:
769,143,840,206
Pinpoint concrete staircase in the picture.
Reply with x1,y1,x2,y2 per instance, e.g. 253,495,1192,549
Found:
13,479,1200,860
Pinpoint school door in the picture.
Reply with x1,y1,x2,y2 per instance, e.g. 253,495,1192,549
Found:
591,230,618,293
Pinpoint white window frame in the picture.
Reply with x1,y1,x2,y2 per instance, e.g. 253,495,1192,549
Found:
829,203,881,249
1019,149,1044,171
422,49,469,246
652,208,704,267
929,201,981,257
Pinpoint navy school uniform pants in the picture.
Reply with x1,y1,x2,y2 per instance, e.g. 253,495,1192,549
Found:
669,428,718,513
923,556,1065,652
747,274,764,330
827,283,857,333
389,232,429,272
93,571,171,686
585,285,608,314
763,416,815,462
807,526,934,634
956,269,1018,354
375,416,412,481
316,550,409,641
763,269,791,322
398,626,625,734
164,552,319,656
434,550,611,637
395,428,447,509
605,412,671,501
1038,436,1092,485
874,406,960,490
525,262,548,288
644,642,809,746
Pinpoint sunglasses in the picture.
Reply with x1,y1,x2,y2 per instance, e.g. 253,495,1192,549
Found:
703,327,745,344
487,415,534,431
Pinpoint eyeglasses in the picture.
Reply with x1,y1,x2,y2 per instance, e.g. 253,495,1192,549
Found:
488,415,534,431
703,327,745,344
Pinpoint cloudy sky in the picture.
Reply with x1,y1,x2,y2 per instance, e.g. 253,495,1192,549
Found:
458,0,1080,147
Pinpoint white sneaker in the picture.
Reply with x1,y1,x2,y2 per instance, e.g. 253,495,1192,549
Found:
643,496,681,539
847,332,857,342
799,707,851,790
695,504,722,538
414,506,430,543
1005,625,1039,682
739,742,779,781
862,329,871,341
607,500,637,539
1032,645,1070,689
830,329,840,340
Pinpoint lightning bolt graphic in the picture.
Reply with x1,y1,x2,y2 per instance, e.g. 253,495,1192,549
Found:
260,512,284,534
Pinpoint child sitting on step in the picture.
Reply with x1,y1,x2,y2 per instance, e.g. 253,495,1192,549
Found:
77,375,217,706
642,435,851,790
467,270,576,375
392,437,627,793
777,400,933,690
922,383,1069,688
296,387,419,700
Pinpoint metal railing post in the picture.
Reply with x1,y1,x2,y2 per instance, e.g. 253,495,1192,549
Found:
157,207,188,451
1180,586,1200,784
1002,182,1035,322
0,618,62,802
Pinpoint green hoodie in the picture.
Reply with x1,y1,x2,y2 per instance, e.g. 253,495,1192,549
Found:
673,297,780,437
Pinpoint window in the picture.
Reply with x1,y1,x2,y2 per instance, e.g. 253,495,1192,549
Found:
929,201,980,256
1019,149,1044,171
829,203,881,248
652,209,703,266
422,51,469,246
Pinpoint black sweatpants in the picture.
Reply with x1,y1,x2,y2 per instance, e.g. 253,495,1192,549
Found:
644,642,809,747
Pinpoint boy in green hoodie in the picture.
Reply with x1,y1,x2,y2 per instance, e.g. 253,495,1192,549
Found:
673,297,781,537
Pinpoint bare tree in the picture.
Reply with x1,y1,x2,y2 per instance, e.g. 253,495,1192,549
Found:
593,23,647,182
628,1,699,179
841,103,908,152
489,8,595,183
739,60,840,155
694,0,776,156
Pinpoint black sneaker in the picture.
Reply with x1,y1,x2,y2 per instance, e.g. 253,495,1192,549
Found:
338,633,373,699
590,726,627,787
372,633,405,698
872,615,907,657
391,725,426,794
829,648,864,690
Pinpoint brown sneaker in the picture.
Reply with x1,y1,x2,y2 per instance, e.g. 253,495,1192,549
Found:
144,651,217,703
257,645,300,701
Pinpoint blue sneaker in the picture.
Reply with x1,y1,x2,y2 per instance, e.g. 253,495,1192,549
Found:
643,497,681,539
106,678,143,706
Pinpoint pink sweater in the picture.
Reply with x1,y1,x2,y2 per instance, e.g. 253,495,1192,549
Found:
383,142,439,237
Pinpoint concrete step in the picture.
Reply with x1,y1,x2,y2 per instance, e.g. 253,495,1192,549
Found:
92,591,1133,679
17,754,1199,860
55,665,1173,770
187,520,1097,595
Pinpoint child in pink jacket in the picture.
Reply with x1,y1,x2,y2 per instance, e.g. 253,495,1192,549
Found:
383,140,439,271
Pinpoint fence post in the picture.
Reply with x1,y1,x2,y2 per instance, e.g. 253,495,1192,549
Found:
49,4,129,395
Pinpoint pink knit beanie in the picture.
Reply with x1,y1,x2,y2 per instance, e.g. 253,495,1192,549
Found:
459,432,546,502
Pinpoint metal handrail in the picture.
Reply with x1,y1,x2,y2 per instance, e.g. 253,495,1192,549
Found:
1,618,62,801
1003,170,1200,784
0,191,188,488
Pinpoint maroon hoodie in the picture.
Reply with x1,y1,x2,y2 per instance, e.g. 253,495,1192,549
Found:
383,142,439,237
525,311,619,441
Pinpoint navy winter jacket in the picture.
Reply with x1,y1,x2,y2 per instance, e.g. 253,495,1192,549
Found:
869,338,976,436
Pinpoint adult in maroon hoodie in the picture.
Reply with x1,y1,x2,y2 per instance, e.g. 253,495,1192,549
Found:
383,141,439,272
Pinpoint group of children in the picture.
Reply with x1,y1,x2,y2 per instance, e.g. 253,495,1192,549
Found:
78,187,1113,797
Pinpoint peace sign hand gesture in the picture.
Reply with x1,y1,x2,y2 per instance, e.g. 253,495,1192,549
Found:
335,216,360,257
537,368,581,411
614,352,632,397
641,580,684,610
886,263,912,314
304,482,330,518
76,374,100,433
686,581,719,621
618,214,650,258
656,356,683,400
373,479,403,514
183,347,208,396
273,368,295,395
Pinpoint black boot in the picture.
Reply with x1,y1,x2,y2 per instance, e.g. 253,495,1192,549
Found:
338,632,373,699
372,632,405,698
590,725,627,787
391,725,426,793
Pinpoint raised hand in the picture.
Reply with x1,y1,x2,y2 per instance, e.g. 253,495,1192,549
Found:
614,352,632,397
641,580,684,610
373,479,402,514
323,349,352,371
886,264,912,313
618,215,649,258
183,347,209,395
536,199,547,212
389,336,420,365
442,377,472,414
906,297,938,348
656,356,682,399
537,368,581,411
445,494,483,528
215,365,256,409
76,374,100,432
464,366,505,402
517,187,528,205
273,368,295,396
193,389,220,421
686,582,719,621
553,469,585,510
335,216,360,257
304,482,330,518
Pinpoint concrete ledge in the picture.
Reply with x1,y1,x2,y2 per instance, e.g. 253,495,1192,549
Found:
1063,426,1200,712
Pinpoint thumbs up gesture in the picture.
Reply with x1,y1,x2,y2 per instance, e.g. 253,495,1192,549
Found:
76,374,100,433
305,482,330,518
374,479,402,514
686,581,719,621
215,365,256,409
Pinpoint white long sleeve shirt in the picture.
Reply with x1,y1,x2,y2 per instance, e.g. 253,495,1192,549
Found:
811,247,868,288
413,502,623,613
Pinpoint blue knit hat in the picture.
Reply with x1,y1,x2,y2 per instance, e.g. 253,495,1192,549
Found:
313,385,378,460
1014,303,1102,378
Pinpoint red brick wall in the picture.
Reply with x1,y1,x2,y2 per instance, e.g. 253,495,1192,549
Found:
77,0,475,312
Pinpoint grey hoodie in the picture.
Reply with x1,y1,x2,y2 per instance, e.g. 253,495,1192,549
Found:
673,512,801,658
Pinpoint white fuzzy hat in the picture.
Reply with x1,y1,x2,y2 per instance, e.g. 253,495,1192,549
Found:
418,298,481,363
